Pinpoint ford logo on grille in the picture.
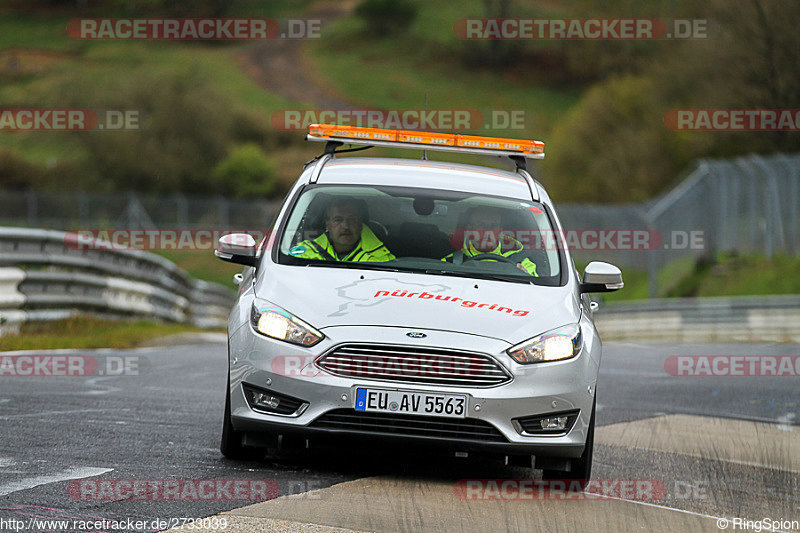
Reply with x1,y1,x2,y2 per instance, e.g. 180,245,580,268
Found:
406,331,427,338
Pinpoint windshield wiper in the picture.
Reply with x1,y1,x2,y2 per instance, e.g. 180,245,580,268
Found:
306,262,400,272
423,269,534,284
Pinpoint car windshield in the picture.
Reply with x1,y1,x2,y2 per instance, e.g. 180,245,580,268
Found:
277,185,562,285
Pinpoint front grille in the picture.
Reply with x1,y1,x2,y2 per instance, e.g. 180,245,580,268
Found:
317,344,512,387
311,409,508,442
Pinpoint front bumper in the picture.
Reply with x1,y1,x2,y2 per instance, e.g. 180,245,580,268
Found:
228,324,600,458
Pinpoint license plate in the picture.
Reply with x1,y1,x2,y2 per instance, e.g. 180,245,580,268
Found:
354,388,467,418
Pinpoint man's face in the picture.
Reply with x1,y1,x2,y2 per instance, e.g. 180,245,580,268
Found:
466,208,502,252
326,204,362,254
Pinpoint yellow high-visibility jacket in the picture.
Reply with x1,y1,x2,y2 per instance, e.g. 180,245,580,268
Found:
442,234,538,276
291,225,395,262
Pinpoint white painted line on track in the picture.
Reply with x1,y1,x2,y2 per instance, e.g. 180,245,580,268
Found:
587,491,724,520
0,467,113,497
82,376,122,395
0,408,129,420
585,492,787,533
0,348,100,356
777,413,796,432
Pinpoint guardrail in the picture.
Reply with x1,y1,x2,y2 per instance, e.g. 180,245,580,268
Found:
0,227,234,335
593,295,800,342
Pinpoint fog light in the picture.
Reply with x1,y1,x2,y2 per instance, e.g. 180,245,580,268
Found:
513,410,579,435
242,384,306,416
252,392,280,410
540,416,568,430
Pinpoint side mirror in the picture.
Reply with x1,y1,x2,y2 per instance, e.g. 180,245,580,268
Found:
580,261,623,293
215,233,257,267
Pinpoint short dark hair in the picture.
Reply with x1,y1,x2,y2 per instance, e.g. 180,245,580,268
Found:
325,198,365,221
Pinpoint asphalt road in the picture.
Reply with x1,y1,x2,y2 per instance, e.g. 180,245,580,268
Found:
0,340,798,532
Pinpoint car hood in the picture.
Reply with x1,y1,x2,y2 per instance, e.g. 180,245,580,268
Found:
254,265,579,345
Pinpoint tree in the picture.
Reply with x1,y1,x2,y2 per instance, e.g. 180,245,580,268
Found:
213,144,277,198
355,0,417,36
544,0,800,202
71,68,240,193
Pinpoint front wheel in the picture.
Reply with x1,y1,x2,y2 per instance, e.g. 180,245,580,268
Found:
220,382,260,460
541,397,595,481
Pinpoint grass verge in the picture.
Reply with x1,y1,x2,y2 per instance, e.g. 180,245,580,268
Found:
589,253,800,304
0,316,210,351
154,249,243,287
678,254,800,298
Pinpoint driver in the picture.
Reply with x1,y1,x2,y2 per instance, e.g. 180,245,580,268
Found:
442,206,537,276
292,198,395,262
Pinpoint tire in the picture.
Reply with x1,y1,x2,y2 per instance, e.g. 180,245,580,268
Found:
541,397,595,481
506,454,534,468
220,381,259,460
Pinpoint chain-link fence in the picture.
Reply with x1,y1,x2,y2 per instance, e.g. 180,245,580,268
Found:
1,152,798,297
0,191,281,230
559,152,800,296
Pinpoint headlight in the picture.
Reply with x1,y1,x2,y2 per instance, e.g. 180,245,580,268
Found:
507,323,582,364
250,299,323,347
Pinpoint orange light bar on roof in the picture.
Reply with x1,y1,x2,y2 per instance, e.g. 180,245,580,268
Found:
309,124,396,142
396,130,456,146
308,124,544,157
456,134,544,155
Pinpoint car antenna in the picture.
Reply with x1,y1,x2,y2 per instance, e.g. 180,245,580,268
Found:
422,92,428,161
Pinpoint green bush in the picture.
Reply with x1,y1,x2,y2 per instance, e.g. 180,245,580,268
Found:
0,148,43,189
544,0,800,203
544,75,700,203
355,0,417,36
212,143,276,198
67,68,258,194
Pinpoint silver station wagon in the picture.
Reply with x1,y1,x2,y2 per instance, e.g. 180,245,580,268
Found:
215,124,623,479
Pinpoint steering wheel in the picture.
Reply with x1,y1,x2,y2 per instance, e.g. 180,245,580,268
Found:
462,253,517,265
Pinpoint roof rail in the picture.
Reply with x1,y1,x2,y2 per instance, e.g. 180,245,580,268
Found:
515,166,540,202
309,152,334,184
